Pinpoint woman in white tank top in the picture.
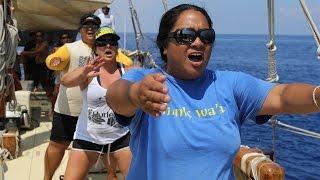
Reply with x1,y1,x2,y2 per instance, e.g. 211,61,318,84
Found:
61,27,132,180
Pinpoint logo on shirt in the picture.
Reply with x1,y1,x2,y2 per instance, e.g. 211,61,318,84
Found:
88,108,123,128
79,56,91,67
88,109,105,124
162,104,225,119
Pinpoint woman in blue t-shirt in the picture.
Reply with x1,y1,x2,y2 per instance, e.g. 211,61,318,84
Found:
106,4,320,180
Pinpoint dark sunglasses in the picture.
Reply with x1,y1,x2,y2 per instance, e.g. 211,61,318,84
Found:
81,24,99,30
95,39,118,47
167,28,215,45
61,36,69,39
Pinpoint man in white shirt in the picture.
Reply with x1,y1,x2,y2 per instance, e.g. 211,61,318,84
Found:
44,13,100,180
94,6,115,29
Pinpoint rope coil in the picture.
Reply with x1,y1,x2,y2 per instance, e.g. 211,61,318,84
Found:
240,152,272,180
312,86,320,110
266,0,279,83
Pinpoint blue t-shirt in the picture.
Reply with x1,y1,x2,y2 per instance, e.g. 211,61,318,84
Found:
120,67,274,180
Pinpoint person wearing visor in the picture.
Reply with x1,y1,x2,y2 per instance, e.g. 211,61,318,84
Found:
106,4,320,180
44,13,100,180
61,26,131,180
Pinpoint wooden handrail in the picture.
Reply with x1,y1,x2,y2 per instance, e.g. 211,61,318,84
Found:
233,146,285,180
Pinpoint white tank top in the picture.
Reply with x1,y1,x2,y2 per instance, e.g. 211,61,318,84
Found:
74,65,129,144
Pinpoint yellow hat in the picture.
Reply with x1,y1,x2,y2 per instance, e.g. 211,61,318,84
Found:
95,26,120,40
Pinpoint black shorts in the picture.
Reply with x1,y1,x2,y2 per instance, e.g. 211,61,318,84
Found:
72,133,130,153
50,112,78,142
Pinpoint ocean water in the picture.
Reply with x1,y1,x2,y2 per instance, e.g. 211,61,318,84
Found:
121,33,320,179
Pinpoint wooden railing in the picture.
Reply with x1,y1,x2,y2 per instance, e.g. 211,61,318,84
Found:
233,146,285,180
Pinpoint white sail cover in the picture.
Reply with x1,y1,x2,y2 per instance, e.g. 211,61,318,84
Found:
12,0,111,30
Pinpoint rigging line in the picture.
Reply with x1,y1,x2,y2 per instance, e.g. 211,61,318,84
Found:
3,0,7,23
161,0,168,12
298,0,320,58
266,119,320,139
278,127,320,139
270,116,277,162
276,120,320,138
267,0,275,41
109,0,116,4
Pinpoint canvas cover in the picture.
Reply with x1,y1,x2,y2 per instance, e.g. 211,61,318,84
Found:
12,0,111,30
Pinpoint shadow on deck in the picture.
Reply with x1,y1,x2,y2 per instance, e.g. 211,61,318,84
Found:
3,118,122,180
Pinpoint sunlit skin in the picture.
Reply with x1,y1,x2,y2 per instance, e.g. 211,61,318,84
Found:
95,39,118,65
92,35,122,87
80,22,98,47
164,9,213,80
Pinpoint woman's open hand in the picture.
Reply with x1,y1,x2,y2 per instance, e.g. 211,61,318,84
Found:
83,56,105,78
133,73,171,117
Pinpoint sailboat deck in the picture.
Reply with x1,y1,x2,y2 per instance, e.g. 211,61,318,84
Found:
4,118,111,180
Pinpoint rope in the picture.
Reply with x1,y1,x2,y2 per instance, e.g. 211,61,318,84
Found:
298,0,320,59
0,4,6,92
240,152,271,180
161,0,168,12
5,74,17,111
240,152,263,174
269,116,277,162
251,156,272,180
268,118,320,139
0,2,18,109
266,0,279,83
265,117,320,167
4,22,18,68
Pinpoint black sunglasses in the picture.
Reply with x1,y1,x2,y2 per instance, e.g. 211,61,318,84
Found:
167,28,215,45
81,24,99,30
95,39,118,47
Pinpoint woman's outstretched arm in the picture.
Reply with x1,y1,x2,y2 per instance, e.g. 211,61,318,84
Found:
61,57,104,89
259,83,320,115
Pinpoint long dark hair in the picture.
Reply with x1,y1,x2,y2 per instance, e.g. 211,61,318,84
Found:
156,4,213,63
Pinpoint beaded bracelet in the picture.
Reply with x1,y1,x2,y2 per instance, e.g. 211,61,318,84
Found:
312,86,320,110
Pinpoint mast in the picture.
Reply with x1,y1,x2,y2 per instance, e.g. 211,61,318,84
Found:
128,0,145,66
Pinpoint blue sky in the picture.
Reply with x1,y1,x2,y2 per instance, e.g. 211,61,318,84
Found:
110,0,320,35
